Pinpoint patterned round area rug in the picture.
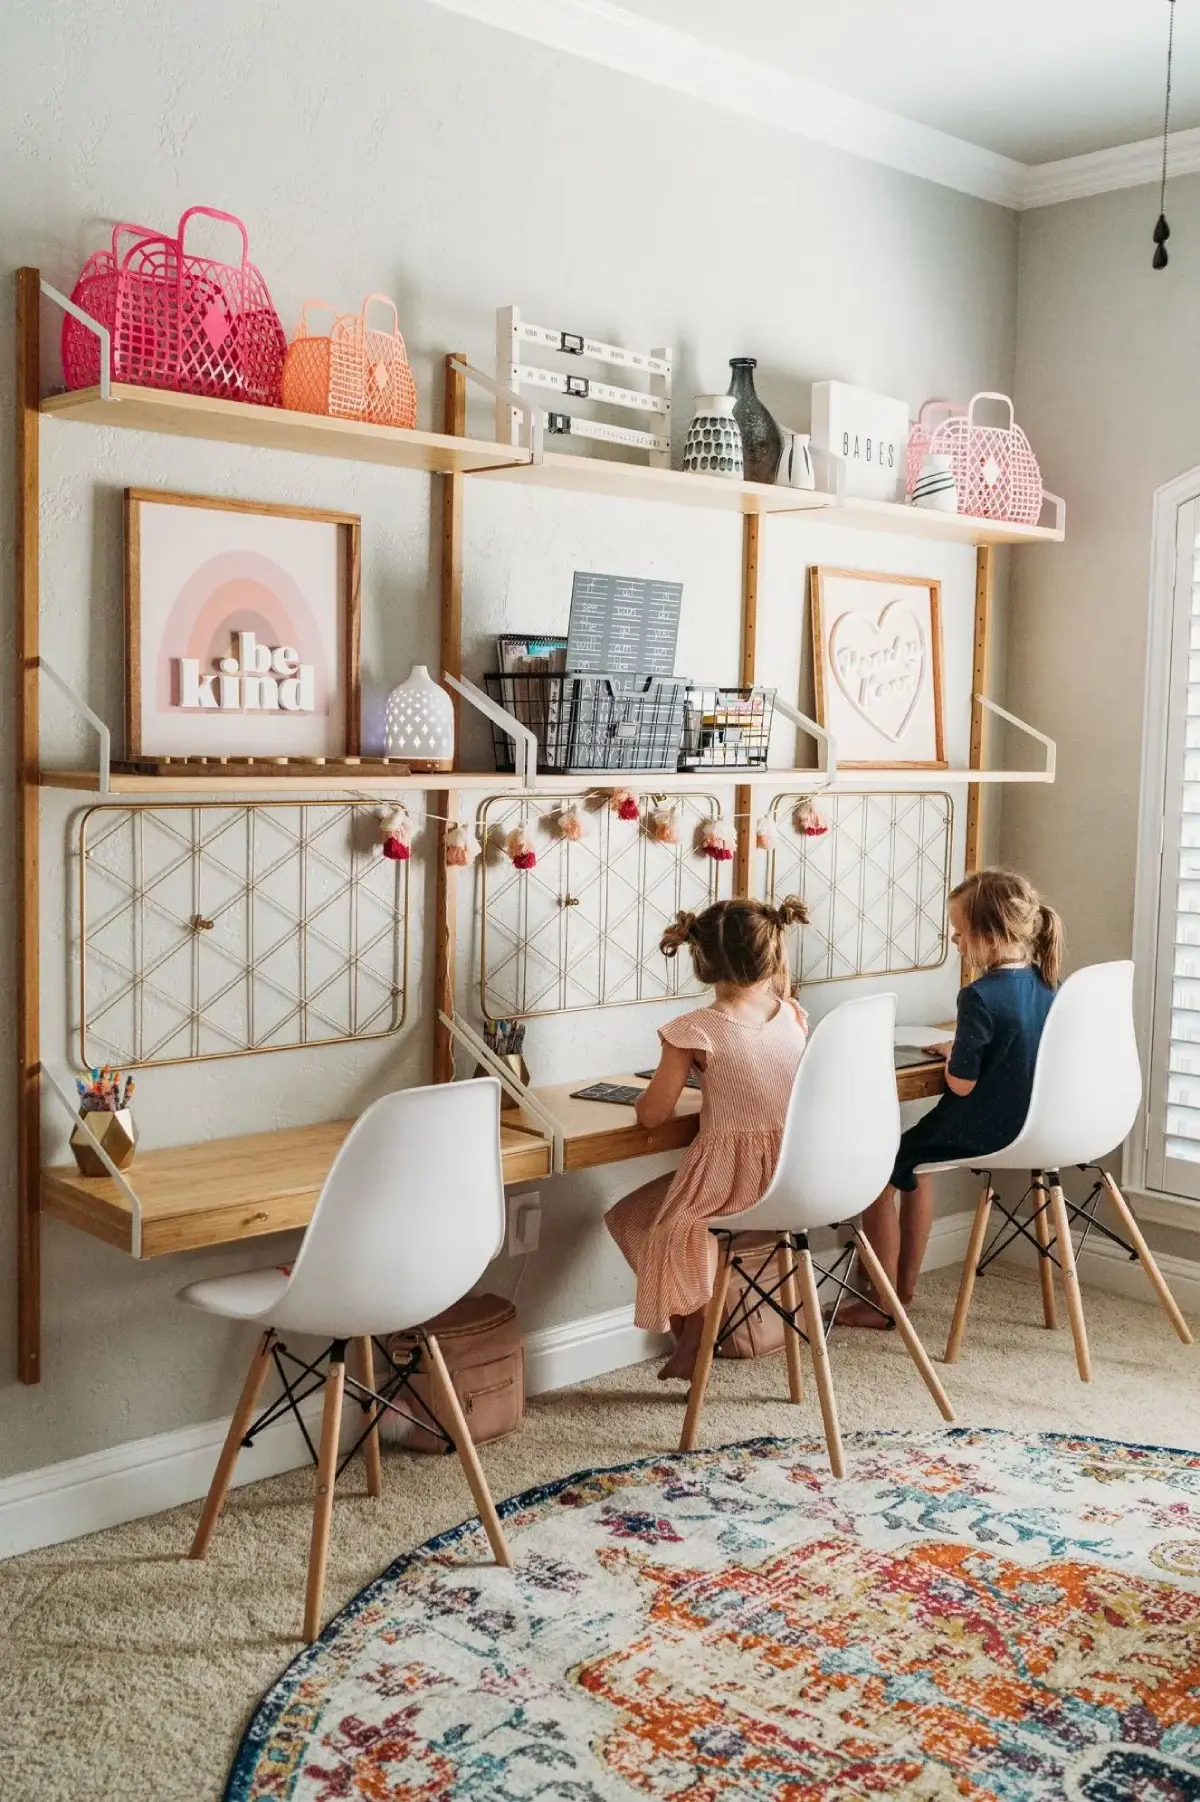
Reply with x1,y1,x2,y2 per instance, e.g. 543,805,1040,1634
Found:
227,1430,1200,1800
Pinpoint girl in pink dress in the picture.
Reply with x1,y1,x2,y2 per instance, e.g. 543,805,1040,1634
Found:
607,896,810,1380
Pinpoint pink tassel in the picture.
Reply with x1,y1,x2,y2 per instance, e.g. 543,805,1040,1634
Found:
556,803,587,841
754,815,777,852
379,803,411,861
645,803,680,845
700,817,734,862
794,797,829,837
444,821,479,867
610,788,640,823
506,825,537,870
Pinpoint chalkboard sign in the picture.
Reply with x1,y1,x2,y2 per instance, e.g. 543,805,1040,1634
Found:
565,572,682,679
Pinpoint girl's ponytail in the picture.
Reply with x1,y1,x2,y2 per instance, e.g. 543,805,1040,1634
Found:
1033,902,1063,989
660,910,698,959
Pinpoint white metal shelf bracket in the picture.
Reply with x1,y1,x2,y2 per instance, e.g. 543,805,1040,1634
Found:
769,697,837,788
41,1066,146,1258
444,673,537,788
41,279,112,401
974,693,1056,780
449,355,543,463
437,1011,564,1174
38,658,112,792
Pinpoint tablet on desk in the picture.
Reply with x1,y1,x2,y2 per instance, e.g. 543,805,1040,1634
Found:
894,1045,946,1069
635,1067,702,1089
570,1082,646,1106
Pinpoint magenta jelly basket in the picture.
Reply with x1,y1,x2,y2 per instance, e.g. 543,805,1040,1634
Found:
62,207,287,406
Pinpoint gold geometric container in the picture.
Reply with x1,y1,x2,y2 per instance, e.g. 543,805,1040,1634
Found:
473,1055,530,1112
70,1108,137,1178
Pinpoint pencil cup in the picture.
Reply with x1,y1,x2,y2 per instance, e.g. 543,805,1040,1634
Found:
70,1108,137,1177
474,1055,530,1111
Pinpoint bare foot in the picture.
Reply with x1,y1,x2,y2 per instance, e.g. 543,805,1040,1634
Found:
836,1301,894,1331
657,1348,697,1381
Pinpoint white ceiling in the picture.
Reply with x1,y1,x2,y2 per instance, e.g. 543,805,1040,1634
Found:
621,0,1200,164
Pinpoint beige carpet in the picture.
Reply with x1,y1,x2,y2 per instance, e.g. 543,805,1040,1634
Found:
1,1266,1196,1802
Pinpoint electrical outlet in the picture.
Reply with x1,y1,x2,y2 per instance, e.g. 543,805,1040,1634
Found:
508,1193,541,1255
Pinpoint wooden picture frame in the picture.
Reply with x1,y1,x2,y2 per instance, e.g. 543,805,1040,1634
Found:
124,491,361,759
809,566,946,769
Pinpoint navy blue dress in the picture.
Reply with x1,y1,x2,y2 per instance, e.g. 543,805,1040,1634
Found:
892,965,1055,1191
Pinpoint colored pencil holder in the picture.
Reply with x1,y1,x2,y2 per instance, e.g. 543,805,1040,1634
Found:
70,1108,137,1178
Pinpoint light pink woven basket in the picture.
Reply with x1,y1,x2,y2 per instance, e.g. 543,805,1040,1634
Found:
905,399,965,497
927,391,1044,525
62,206,286,406
281,294,417,429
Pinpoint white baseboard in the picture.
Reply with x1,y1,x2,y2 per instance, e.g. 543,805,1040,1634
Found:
1000,1229,1200,1313
525,1304,669,1394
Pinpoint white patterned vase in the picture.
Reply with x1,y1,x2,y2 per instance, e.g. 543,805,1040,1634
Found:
682,395,744,479
383,664,455,769
910,452,958,513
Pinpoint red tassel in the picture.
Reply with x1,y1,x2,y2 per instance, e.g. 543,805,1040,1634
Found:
794,798,829,837
506,825,537,870
383,834,410,861
700,818,734,862
379,804,411,861
610,788,640,822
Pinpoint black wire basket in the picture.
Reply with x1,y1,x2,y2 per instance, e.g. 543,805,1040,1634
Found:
484,672,688,773
678,686,776,769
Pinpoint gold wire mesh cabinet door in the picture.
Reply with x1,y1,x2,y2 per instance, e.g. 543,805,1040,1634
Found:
478,793,723,1017
761,791,952,983
79,802,409,1067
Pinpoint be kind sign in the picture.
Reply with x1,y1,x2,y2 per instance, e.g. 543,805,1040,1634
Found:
810,568,946,769
124,492,361,758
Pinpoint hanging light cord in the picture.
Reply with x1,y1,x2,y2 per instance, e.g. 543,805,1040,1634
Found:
1154,0,1177,268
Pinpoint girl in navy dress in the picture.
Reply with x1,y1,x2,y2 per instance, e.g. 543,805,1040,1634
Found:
842,868,1064,1329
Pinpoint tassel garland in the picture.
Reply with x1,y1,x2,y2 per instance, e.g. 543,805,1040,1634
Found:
379,804,411,861
645,802,680,845
444,821,480,867
609,788,640,822
700,817,734,862
555,802,588,841
506,825,537,870
754,814,777,852
793,797,829,837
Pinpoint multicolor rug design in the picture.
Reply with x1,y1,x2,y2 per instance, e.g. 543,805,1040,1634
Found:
227,1430,1200,1800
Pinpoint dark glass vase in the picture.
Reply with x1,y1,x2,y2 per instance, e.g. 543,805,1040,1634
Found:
727,358,782,485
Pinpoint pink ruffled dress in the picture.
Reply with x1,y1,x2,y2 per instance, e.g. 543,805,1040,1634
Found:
606,999,808,1333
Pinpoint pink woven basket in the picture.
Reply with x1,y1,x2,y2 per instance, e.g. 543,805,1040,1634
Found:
62,207,286,406
905,399,965,497
281,295,418,429
925,391,1044,525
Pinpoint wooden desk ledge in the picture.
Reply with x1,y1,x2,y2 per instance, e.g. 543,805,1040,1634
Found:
41,1117,552,1259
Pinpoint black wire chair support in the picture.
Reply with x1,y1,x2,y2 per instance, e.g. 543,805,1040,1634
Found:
970,1165,1142,1283
710,1227,890,1355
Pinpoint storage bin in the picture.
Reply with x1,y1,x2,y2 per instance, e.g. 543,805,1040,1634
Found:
484,672,688,773
679,685,775,770
380,1293,523,1452
62,207,287,406
281,295,418,428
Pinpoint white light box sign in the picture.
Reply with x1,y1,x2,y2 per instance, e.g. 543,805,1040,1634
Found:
811,381,909,503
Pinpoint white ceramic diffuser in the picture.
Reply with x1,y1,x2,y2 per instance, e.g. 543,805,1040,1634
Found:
383,665,455,770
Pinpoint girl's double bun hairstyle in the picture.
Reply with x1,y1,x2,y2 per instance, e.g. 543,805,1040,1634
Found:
660,896,808,988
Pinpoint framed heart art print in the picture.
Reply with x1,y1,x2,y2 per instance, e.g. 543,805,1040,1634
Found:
809,567,945,769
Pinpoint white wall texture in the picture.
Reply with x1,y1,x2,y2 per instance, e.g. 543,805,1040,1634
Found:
0,0,1019,1479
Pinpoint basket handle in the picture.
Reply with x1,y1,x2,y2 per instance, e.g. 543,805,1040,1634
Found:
967,391,1015,431
293,300,340,341
109,221,162,264
916,397,965,433
360,293,400,336
175,206,251,269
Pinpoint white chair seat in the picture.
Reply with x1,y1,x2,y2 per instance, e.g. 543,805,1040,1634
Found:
179,1267,290,1322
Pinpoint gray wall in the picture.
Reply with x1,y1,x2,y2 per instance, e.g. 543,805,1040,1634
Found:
0,0,1018,1477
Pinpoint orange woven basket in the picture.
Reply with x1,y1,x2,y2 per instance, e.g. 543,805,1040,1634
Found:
282,294,417,429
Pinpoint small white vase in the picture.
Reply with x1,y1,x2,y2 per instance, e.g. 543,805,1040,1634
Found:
777,428,815,489
383,664,455,768
682,395,743,478
910,452,958,513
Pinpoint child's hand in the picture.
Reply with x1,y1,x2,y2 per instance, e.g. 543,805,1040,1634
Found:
924,1040,954,1059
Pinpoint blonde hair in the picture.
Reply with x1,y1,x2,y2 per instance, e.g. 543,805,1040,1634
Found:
661,895,809,991
951,868,1063,987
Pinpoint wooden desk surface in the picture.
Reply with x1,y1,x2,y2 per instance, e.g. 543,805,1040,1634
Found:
41,1118,552,1259
41,1056,946,1259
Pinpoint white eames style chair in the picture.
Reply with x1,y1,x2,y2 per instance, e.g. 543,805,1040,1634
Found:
933,961,1193,1382
180,1079,512,1642
679,994,955,1475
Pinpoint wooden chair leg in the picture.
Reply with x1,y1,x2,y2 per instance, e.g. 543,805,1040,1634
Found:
795,1245,845,1478
1030,1174,1057,1329
679,1243,733,1454
355,1335,383,1498
1101,1173,1194,1345
190,1329,276,1560
303,1348,346,1643
424,1332,512,1569
777,1236,805,1404
1048,1178,1092,1383
944,1184,992,1364
852,1228,955,1422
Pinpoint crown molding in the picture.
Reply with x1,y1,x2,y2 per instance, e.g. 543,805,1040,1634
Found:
1021,125,1200,209
424,0,1027,208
